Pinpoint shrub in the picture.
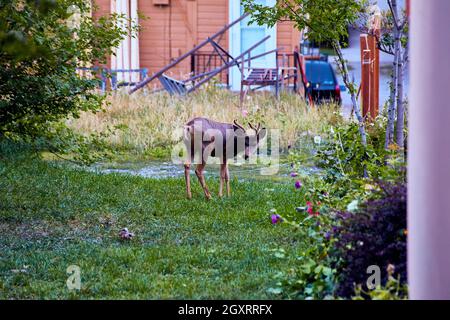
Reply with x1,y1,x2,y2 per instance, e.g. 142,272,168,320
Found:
330,181,407,298
0,1,135,163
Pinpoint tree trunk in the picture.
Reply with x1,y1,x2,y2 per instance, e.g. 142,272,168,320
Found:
390,0,406,149
333,40,367,146
385,46,398,149
396,44,405,148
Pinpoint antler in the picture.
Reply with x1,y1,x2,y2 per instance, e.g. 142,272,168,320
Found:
233,120,246,132
248,122,261,134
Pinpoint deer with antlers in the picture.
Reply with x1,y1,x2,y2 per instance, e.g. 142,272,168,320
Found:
183,117,267,200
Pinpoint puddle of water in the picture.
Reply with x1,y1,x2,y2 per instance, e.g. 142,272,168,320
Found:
90,160,321,181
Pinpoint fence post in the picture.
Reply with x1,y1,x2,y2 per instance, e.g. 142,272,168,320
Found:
360,34,371,119
360,13,380,121
369,34,379,117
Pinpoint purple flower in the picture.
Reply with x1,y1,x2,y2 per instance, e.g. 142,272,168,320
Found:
290,172,299,178
295,180,302,189
271,214,282,224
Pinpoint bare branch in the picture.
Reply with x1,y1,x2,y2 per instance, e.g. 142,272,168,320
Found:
387,0,400,30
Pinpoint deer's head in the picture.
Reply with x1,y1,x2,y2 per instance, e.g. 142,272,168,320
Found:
233,120,267,160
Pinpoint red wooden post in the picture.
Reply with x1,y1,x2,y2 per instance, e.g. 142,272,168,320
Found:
360,35,371,119
372,14,381,118
360,13,381,121
369,34,380,117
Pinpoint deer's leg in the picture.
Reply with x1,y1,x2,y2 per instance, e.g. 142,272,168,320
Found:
225,164,231,197
195,163,212,200
184,161,192,199
219,163,227,198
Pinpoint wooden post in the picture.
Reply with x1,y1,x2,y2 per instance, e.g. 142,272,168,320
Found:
360,34,371,119
409,0,450,300
372,13,381,119
369,34,379,117
360,12,381,121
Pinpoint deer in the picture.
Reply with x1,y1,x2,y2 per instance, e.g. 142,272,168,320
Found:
183,117,267,200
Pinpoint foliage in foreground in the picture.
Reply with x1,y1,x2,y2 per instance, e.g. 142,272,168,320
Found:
331,182,407,298
269,118,407,300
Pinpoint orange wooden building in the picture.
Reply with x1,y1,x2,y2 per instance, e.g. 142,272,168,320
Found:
93,0,301,90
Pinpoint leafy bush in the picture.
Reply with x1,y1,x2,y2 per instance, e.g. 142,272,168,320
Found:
0,1,136,162
330,182,407,298
277,119,407,300
294,119,406,211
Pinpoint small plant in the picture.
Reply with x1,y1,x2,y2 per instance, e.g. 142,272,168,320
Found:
265,174,338,299
353,265,408,300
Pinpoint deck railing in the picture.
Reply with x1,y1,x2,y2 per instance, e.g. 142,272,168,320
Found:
190,51,300,89
190,52,229,85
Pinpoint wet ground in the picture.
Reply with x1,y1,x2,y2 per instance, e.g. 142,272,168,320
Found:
89,159,321,181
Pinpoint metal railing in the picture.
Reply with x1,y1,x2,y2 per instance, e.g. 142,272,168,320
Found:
190,51,301,89
190,52,229,85
76,67,148,92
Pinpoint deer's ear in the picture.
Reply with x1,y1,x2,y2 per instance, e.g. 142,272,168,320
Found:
258,128,268,141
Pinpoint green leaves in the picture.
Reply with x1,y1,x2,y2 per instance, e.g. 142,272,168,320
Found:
0,0,135,159
243,0,367,44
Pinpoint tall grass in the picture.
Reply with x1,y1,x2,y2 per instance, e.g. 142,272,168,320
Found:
68,86,343,159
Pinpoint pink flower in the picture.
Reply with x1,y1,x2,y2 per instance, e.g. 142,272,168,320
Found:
242,109,248,117
295,180,302,189
306,201,314,214
306,201,320,216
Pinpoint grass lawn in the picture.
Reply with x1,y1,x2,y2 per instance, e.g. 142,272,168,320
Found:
0,152,305,299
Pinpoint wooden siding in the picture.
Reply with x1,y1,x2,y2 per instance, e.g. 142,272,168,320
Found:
197,0,228,51
92,0,111,69
277,20,301,52
93,0,300,86
93,0,110,18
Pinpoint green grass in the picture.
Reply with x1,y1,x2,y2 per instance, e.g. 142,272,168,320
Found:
0,149,307,299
